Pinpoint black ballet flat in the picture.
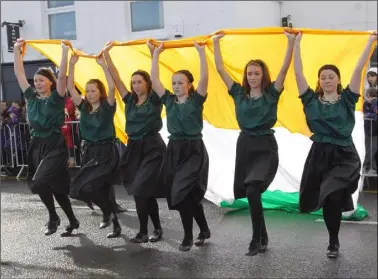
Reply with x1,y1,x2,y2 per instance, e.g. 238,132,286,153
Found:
61,220,80,237
99,213,113,229
107,219,122,238
45,218,61,236
179,239,193,252
260,235,269,252
149,229,163,242
130,233,149,243
194,230,211,246
245,240,261,256
326,244,340,258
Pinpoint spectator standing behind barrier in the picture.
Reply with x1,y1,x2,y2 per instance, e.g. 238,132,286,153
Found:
363,87,378,174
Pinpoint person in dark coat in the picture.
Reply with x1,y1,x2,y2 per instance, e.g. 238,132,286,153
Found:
13,39,79,237
150,41,210,252
293,32,377,258
67,51,121,238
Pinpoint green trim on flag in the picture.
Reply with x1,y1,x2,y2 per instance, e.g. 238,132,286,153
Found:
220,190,368,221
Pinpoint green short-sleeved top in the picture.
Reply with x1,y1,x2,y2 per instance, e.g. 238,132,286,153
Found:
123,91,163,140
229,82,283,135
160,90,207,140
300,86,360,146
77,99,116,143
23,86,65,138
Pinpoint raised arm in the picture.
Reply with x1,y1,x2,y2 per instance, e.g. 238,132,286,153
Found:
274,32,296,92
57,41,70,97
293,32,309,95
213,34,233,90
103,42,130,99
349,33,377,94
67,55,84,106
194,42,208,97
149,42,166,97
13,39,30,92
97,54,116,107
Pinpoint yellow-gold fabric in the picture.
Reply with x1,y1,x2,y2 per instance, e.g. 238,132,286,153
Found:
25,27,376,143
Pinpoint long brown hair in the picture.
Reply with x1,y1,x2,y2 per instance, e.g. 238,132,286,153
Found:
130,70,152,102
174,69,195,96
242,59,271,97
85,79,108,112
315,64,343,96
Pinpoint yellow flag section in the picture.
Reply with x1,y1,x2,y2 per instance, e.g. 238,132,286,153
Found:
26,28,375,143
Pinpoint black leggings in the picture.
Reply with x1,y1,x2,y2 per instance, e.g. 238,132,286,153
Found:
323,189,344,246
177,196,209,241
246,184,267,243
83,183,117,221
38,189,77,223
134,196,162,234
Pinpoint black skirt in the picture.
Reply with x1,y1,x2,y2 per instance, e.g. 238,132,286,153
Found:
120,133,166,197
299,142,361,213
164,139,209,210
27,133,70,195
234,132,279,199
69,142,119,201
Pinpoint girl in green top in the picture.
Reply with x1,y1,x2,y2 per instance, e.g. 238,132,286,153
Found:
102,42,166,244
67,53,121,238
13,39,79,237
150,41,211,252
213,31,296,256
294,32,377,258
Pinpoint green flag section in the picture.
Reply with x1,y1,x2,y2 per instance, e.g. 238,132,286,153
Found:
220,190,368,221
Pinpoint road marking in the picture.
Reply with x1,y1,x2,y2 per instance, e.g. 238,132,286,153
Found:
315,219,377,225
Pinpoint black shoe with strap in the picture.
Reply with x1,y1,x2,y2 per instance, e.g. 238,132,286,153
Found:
149,229,163,242
194,230,211,246
61,219,80,237
45,218,61,236
179,238,193,252
326,244,340,258
130,232,149,243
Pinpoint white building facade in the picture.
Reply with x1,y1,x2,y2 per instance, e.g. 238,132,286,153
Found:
1,0,377,99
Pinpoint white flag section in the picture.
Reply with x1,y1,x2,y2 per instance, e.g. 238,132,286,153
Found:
159,111,368,220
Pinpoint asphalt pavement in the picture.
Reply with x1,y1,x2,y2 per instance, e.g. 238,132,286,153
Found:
1,179,377,279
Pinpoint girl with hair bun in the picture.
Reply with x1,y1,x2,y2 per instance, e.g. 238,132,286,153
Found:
150,41,211,252
294,32,377,258
13,39,79,237
102,42,166,244
67,51,121,239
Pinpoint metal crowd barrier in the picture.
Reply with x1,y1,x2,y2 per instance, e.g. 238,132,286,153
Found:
0,124,15,176
1,121,126,179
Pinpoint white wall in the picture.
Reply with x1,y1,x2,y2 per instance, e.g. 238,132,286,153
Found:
280,1,377,30
1,1,376,64
0,1,280,63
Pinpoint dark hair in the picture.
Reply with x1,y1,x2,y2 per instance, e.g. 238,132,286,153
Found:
130,70,152,102
174,70,195,95
315,64,343,96
85,79,108,112
367,87,378,98
242,59,272,96
367,71,377,88
34,67,57,91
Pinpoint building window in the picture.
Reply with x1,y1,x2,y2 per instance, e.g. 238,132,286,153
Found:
130,1,164,32
46,1,77,40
